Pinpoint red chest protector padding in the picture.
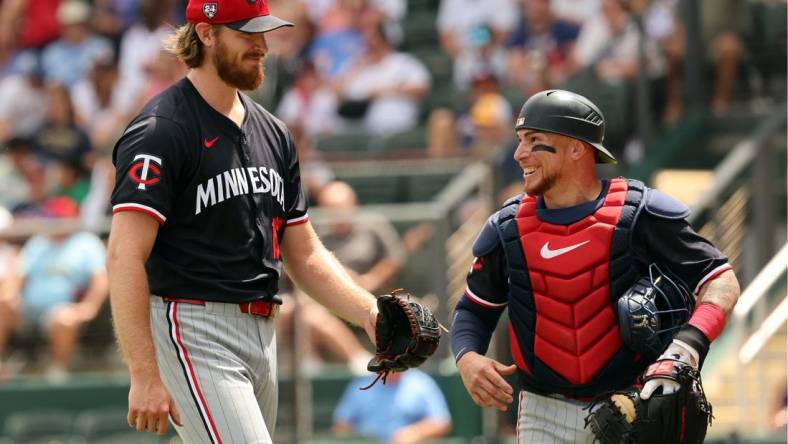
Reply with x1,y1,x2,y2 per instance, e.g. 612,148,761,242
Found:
515,179,628,385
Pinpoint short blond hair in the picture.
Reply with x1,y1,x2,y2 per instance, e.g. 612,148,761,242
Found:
165,23,207,68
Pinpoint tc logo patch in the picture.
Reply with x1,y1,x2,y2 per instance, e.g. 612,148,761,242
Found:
203,3,218,19
129,154,162,190
516,117,525,127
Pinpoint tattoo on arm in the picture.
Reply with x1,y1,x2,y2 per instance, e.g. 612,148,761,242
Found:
696,270,741,317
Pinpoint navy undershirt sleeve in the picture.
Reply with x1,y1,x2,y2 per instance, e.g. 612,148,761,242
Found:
451,296,506,362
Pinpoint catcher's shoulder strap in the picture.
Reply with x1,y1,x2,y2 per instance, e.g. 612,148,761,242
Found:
472,194,522,257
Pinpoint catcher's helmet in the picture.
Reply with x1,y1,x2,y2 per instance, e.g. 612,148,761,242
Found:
617,264,695,358
514,89,616,164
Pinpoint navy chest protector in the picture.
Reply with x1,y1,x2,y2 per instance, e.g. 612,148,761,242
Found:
497,178,647,396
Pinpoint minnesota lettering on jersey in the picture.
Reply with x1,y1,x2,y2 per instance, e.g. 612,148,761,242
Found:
196,166,284,215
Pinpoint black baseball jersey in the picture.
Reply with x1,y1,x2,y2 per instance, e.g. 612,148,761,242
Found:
111,78,308,303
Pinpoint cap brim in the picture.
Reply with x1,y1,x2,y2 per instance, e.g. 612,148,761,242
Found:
591,142,617,164
225,15,293,33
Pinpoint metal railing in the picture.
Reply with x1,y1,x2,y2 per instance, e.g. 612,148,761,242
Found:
686,103,786,437
689,104,787,285
735,243,788,364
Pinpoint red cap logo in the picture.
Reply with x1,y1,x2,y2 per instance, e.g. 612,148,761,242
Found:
186,0,271,25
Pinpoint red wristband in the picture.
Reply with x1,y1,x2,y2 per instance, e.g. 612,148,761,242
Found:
688,303,726,342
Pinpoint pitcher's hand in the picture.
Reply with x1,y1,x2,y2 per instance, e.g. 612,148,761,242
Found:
128,372,183,435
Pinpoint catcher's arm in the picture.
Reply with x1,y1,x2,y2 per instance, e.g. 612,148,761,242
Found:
642,269,740,399
452,297,514,411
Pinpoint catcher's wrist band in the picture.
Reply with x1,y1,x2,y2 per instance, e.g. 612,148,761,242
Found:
675,324,710,367
687,303,726,342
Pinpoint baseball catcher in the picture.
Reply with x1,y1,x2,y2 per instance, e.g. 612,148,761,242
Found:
449,89,739,442
362,289,442,388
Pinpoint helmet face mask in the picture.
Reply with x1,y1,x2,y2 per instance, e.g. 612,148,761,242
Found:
617,264,694,358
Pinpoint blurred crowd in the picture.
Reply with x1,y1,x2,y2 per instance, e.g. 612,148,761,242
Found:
0,0,759,383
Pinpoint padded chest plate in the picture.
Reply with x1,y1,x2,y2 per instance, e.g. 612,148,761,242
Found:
514,179,628,384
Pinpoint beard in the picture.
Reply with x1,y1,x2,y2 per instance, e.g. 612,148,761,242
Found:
212,39,265,91
523,169,556,196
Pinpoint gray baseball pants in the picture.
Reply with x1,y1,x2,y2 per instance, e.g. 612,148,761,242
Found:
150,296,278,444
516,390,596,443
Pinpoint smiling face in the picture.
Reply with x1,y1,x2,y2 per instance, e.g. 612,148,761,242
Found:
210,26,268,90
513,129,571,196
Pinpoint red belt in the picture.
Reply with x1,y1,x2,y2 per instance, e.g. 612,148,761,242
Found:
161,297,278,319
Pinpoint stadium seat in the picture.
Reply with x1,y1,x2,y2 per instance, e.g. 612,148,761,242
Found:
412,48,453,84
371,127,427,152
401,11,439,50
20,435,87,444
342,176,405,204
73,408,131,440
89,431,164,444
305,438,377,444
3,410,74,442
404,172,454,202
314,131,373,153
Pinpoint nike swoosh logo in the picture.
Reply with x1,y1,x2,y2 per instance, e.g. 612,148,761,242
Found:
540,240,590,259
204,136,219,149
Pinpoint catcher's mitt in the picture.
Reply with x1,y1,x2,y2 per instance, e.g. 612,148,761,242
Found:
361,289,441,389
585,364,712,444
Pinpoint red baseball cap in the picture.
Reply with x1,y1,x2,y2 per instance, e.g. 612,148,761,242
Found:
185,0,293,33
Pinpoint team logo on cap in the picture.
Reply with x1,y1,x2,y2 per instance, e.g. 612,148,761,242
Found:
203,2,218,19
516,117,526,126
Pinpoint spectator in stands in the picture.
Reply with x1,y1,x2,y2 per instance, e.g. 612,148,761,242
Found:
115,0,175,114
261,5,314,108
656,0,744,117
571,0,665,84
41,1,114,88
0,196,108,383
0,138,47,216
72,52,126,154
276,60,339,137
33,83,93,166
627,0,683,122
333,369,452,444
289,125,335,204
50,152,91,205
90,0,137,43
301,0,406,42
437,0,517,60
429,71,512,158
550,0,600,26
0,0,62,50
699,0,745,115
0,52,47,141
132,49,188,109
334,17,430,133
452,24,509,90
308,0,366,80
276,291,372,376
316,181,405,293
506,0,580,95
462,89,513,156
